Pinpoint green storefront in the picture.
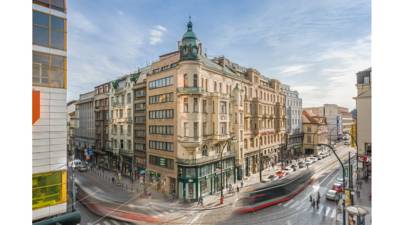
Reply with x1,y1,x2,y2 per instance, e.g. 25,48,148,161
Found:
177,157,236,202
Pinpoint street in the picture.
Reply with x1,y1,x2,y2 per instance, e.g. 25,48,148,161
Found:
172,145,354,225
73,145,366,225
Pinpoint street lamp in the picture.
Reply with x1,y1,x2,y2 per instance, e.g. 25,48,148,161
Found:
219,136,237,204
318,143,347,225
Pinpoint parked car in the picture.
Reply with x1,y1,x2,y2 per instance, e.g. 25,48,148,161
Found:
326,189,338,201
308,157,318,162
298,162,305,168
267,174,277,181
335,177,345,185
283,167,293,174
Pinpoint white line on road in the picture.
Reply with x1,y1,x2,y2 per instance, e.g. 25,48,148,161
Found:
187,212,203,225
325,207,331,217
317,206,324,214
289,200,301,209
331,209,336,218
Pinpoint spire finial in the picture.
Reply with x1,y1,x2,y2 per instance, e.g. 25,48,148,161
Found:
187,16,193,31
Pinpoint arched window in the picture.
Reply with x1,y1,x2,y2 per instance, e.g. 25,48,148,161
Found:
184,74,188,87
202,145,208,156
193,74,198,88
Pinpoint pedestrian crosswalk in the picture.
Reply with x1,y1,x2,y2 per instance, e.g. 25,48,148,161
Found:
281,199,338,219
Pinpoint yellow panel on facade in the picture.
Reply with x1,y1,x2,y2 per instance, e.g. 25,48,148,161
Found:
32,170,67,210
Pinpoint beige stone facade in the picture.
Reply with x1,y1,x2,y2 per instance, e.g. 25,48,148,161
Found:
145,20,286,200
302,110,328,155
354,68,371,156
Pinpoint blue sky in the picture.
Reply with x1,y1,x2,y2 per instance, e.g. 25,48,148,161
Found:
67,0,371,109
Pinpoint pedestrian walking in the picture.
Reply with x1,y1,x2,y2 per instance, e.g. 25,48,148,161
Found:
197,196,202,206
316,198,320,209
236,186,240,193
309,195,313,202
312,199,315,210
112,176,115,184
241,180,244,188
317,192,321,202
323,205,327,216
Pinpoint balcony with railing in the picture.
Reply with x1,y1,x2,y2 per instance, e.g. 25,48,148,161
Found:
177,136,201,148
177,150,235,166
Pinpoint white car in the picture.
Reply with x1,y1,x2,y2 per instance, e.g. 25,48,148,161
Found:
326,189,338,201
283,166,294,173
308,157,318,162
70,159,83,168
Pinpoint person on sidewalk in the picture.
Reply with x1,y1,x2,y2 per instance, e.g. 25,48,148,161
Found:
198,196,204,207
241,180,244,188
311,199,316,211
236,186,240,193
309,195,313,202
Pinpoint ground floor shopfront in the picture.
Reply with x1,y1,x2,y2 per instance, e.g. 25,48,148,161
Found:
244,147,280,177
177,157,238,202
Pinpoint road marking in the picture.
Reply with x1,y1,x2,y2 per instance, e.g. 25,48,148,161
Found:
331,209,336,218
317,206,324,214
283,199,294,207
110,220,120,225
289,200,301,209
325,207,331,217
103,221,111,225
187,212,203,225
295,201,306,211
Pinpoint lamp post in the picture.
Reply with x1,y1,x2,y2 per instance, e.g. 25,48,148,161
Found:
219,136,237,204
318,143,346,225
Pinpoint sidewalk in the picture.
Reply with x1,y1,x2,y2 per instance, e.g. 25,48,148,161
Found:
353,176,372,225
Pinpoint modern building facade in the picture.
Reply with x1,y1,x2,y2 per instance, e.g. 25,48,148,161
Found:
302,110,328,155
354,68,371,157
282,84,303,158
75,91,95,161
32,0,79,223
145,20,287,201
94,82,111,166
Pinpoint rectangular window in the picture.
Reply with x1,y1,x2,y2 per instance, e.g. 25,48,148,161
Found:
194,122,198,137
148,76,173,89
33,11,65,50
202,100,207,113
135,103,146,111
32,171,66,210
149,125,174,135
220,122,227,135
134,116,145,124
120,125,124,135
149,92,174,104
149,141,174,152
202,122,207,136
184,122,189,137
135,89,146,98
135,130,146,138
183,98,189,112
135,143,146,151
127,93,131,103
127,124,131,135
33,51,65,88
149,109,174,119
193,98,198,112
127,140,132,150
220,101,227,114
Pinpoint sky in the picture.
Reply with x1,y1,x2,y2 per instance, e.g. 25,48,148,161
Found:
67,0,371,109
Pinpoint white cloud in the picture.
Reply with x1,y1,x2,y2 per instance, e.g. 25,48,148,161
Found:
149,25,168,45
278,64,310,75
69,12,98,34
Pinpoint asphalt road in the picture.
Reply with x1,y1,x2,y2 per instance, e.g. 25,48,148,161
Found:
176,145,354,225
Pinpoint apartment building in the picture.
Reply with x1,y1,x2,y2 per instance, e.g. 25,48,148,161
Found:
75,91,95,161
32,0,80,223
302,110,328,155
146,19,286,201
354,68,371,157
94,82,111,167
282,84,303,158
132,69,149,178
